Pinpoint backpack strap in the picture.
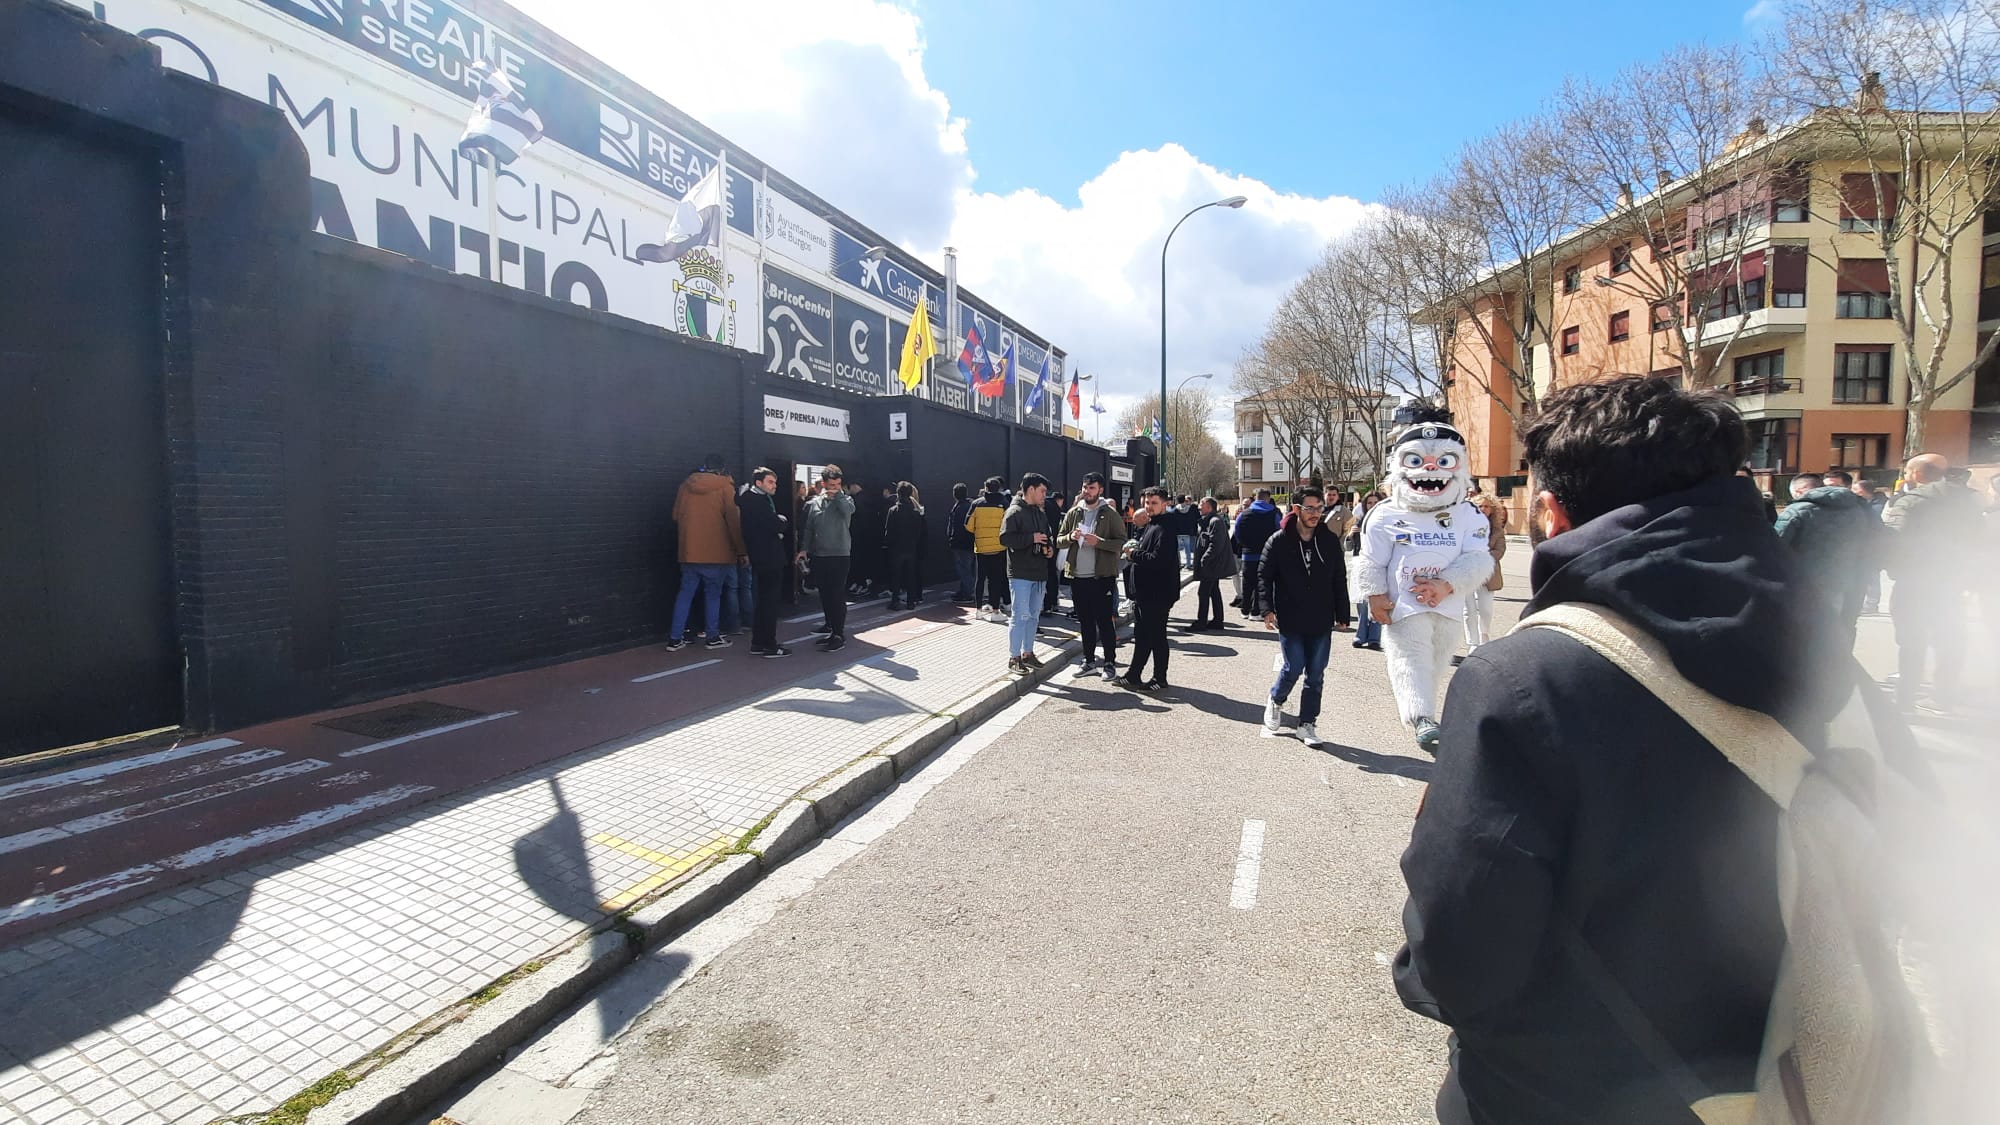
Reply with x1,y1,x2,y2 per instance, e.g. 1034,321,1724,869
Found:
1512,603,1810,809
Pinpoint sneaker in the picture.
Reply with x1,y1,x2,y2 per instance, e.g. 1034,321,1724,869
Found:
1006,657,1027,675
887,600,903,611
822,636,846,652
1118,675,1149,691
1147,679,1169,693
1263,699,1284,735
1021,652,1044,669
759,646,792,659
1099,664,1121,683
813,634,837,647
704,637,731,650
1297,722,1320,746
1415,719,1442,755
663,638,688,652
1078,657,1100,674
1352,639,1368,649
812,624,832,635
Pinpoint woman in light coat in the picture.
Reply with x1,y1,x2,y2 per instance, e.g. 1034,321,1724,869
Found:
1461,491,1509,658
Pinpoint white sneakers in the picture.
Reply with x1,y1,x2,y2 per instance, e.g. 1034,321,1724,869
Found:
1296,722,1320,746
1262,699,1284,736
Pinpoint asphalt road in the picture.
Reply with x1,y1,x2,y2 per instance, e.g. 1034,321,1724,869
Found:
434,557,1512,1125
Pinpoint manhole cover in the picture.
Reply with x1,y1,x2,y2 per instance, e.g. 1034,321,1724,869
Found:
315,701,486,740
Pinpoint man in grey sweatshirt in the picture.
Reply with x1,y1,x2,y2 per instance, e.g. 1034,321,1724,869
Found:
798,464,856,651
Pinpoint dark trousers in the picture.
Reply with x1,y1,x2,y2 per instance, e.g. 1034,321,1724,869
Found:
812,555,850,639
1072,576,1117,663
889,553,922,604
1892,589,1963,707
1044,556,1061,612
1127,600,1171,684
1195,577,1224,624
975,552,1007,609
752,566,783,650
1238,557,1261,616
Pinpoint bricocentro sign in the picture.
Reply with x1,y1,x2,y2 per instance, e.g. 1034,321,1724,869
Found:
762,395,850,443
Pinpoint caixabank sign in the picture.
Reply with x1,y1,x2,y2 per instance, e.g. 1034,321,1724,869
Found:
69,0,1065,427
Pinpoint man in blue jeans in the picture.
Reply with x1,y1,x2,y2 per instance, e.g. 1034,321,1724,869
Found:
998,472,1055,674
1254,486,1350,745
666,454,747,651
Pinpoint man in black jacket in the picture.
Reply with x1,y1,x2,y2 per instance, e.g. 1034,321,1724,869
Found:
737,468,791,658
1395,375,1869,1125
1231,490,1282,619
884,481,928,611
1254,486,1349,745
1121,487,1182,691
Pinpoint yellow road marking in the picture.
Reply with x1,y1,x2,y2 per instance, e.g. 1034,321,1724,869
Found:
590,831,731,912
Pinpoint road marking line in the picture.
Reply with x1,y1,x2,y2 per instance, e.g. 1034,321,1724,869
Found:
0,759,332,856
30,748,290,818
631,659,721,684
591,832,732,912
1230,819,1267,910
0,738,242,803
337,712,518,758
0,783,434,928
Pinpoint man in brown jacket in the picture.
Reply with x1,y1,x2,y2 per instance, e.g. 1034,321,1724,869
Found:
668,453,748,651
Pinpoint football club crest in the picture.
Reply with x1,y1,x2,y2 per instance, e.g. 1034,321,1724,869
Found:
674,249,735,345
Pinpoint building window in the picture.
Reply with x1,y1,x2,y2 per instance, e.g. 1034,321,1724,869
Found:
1609,310,1631,342
1773,196,1807,223
1651,301,1677,332
1839,172,1899,233
1770,245,1807,308
1701,283,1743,323
1770,163,1809,223
1833,346,1892,404
1562,265,1581,294
1733,350,1786,394
1745,418,1800,473
1610,244,1633,275
1980,247,1999,321
1836,258,1892,319
1830,434,1889,469
1560,326,1580,355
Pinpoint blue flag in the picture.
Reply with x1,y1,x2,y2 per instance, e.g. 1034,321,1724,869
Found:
1024,351,1050,414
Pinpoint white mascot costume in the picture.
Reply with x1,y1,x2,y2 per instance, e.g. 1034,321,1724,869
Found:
1356,422,1494,754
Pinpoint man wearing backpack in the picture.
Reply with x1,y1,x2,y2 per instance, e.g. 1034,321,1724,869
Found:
1394,375,1874,1125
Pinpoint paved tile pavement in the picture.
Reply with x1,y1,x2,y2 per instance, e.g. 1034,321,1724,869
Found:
0,598,1092,1125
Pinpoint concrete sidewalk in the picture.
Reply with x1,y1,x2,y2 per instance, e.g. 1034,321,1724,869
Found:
0,585,1121,1125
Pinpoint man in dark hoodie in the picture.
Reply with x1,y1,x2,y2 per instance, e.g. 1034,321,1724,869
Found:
1774,470,1881,651
1255,486,1348,745
1882,452,1981,713
884,481,928,611
1121,487,1182,691
1395,375,1864,1125
737,468,791,658
946,483,977,604
1231,489,1281,620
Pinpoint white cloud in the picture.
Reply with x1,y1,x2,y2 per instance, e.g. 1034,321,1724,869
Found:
1744,0,1784,29
508,0,1370,447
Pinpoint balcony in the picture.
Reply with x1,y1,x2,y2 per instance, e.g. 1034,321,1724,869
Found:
1721,377,1803,419
1235,435,1264,457
1688,305,1809,349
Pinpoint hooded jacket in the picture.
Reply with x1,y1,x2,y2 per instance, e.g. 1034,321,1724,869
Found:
673,471,746,565
1231,499,1280,560
998,495,1054,580
1195,511,1238,580
736,484,786,572
966,490,1008,555
885,499,928,559
1394,474,1872,1125
946,496,976,551
1773,486,1880,622
1254,522,1348,632
1882,480,1982,590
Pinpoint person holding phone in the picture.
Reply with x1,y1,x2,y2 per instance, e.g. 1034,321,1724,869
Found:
997,473,1056,674
798,464,855,651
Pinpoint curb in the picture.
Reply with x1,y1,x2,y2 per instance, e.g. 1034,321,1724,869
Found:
305,601,1120,1125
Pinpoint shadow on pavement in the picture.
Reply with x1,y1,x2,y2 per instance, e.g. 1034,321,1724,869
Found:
1036,681,1171,714
1314,740,1435,783
754,691,917,723
1147,684,1264,726
515,778,605,928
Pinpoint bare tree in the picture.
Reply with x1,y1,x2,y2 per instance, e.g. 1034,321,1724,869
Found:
1114,386,1234,496
1380,114,1586,431
1764,0,2000,451
1555,42,1779,387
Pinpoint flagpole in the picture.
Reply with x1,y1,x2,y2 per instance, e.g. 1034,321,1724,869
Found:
944,248,958,407
717,148,732,343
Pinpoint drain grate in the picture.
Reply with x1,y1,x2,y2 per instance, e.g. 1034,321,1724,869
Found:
315,700,486,740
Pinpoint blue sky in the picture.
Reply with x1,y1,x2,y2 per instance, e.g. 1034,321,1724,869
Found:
919,0,1767,203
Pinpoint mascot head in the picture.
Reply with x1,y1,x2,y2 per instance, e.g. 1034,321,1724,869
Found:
1385,422,1472,512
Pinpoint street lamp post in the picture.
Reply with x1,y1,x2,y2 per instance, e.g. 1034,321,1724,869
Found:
1172,372,1213,491
1160,195,1246,489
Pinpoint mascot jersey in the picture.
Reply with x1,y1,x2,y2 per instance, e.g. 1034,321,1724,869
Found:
1356,421,1493,621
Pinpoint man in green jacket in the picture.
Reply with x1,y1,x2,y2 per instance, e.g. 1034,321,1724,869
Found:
1058,472,1128,679
1773,470,1880,651
798,464,856,652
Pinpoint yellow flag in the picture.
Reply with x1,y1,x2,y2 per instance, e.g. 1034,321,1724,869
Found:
898,289,937,391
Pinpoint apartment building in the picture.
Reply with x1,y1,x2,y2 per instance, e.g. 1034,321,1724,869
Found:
1443,125,2000,524
1235,387,1398,499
